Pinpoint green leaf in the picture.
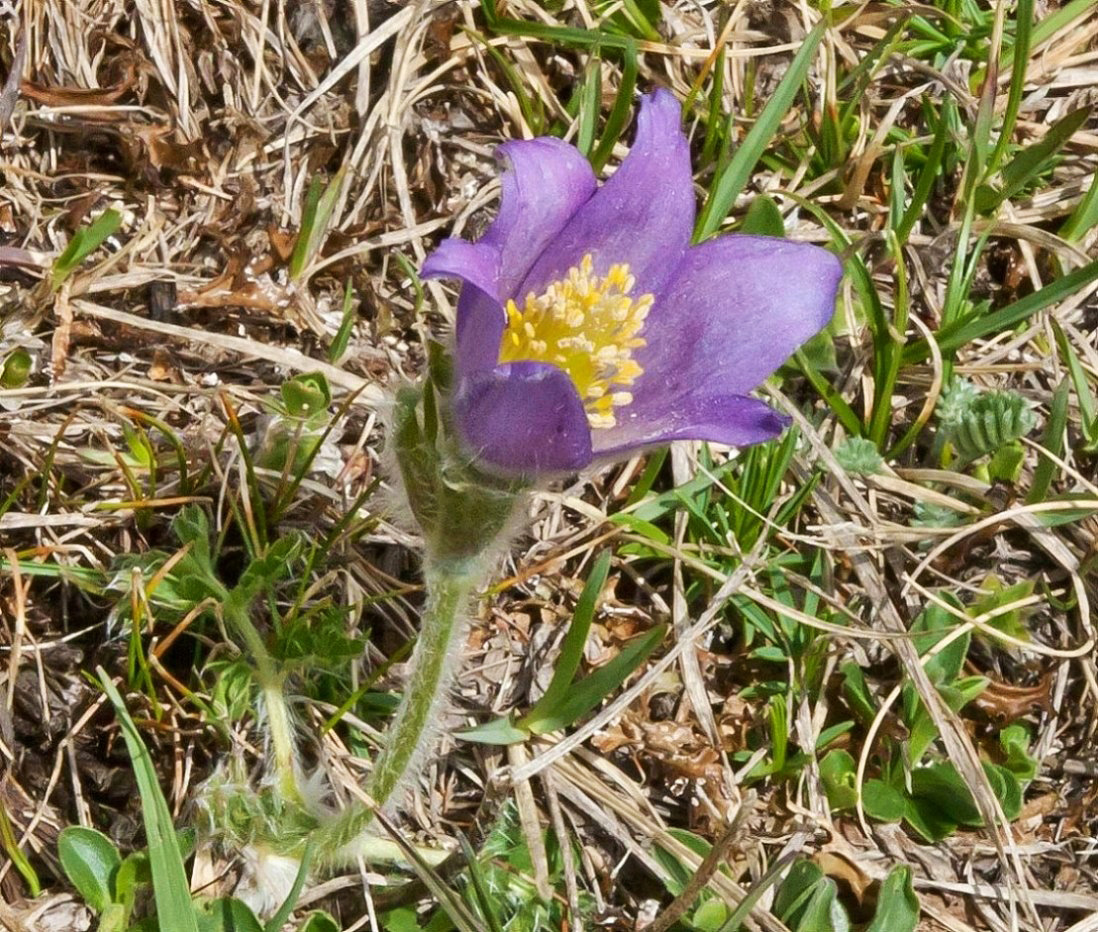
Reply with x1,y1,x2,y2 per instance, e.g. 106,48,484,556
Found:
739,195,785,237
968,576,1033,643
841,661,878,725
910,598,969,685
905,260,1098,361
905,763,982,842
695,17,829,240
263,845,312,932
819,749,857,810
230,534,303,608
692,899,730,931
833,437,883,476
977,107,1091,212
299,912,341,932
1060,164,1098,241
589,41,637,172
521,625,666,734
862,780,906,823
519,551,611,729
983,762,1023,821
772,860,825,923
115,850,151,917
51,208,122,290
865,866,919,932
196,897,264,932
289,167,346,280
97,669,200,932
280,372,332,420
0,348,32,389
1000,724,1038,782
456,716,529,746
58,826,121,914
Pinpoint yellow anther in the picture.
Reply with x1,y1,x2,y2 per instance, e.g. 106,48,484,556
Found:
498,253,652,429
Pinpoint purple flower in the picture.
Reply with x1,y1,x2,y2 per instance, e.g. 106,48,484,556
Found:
422,90,842,476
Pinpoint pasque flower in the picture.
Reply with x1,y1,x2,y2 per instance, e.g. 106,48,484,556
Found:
228,91,842,884
422,89,843,476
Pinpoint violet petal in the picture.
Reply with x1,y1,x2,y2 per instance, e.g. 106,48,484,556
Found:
631,235,842,410
421,237,501,300
593,393,789,457
519,89,694,299
454,362,593,475
484,137,598,296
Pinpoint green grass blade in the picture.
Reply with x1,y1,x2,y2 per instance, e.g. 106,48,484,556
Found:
904,260,1098,361
981,106,1091,211
694,17,828,241
985,0,1034,176
51,209,121,290
456,833,504,932
97,668,200,932
524,625,666,735
290,167,347,280
519,550,611,729
263,845,313,932
896,97,954,243
575,55,601,158
1026,378,1069,505
590,40,637,171
1059,166,1098,242
1052,320,1098,432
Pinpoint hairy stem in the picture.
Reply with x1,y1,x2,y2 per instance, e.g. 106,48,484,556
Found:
313,559,480,863
223,597,300,804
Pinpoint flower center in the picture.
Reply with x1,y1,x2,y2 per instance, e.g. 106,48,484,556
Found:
498,254,653,429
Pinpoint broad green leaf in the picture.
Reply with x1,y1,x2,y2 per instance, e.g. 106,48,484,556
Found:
300,912,341,932
819,749,857,810
692,899,729,931
196,897,264,932
862,780,905,823
983,762,1023,821
865,866,919,932
907,763,983,837
58,826,121,914
910,598,968,685
1000,724,1038,782
0,348,32,389
739,195,785,237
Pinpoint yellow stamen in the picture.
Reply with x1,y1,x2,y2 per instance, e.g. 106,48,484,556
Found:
498,254,652,429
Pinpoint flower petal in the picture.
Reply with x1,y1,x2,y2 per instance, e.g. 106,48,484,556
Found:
485,137,598,296
632,235,842,407
454,362,593,475
421,237,501,300
593,393,788,456
520,89,694,298
421,238,507,373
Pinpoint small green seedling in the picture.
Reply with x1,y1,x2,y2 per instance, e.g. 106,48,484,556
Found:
51,209,121,290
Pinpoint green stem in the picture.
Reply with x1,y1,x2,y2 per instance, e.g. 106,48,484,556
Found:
223,596,300,804
313,559,480,863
